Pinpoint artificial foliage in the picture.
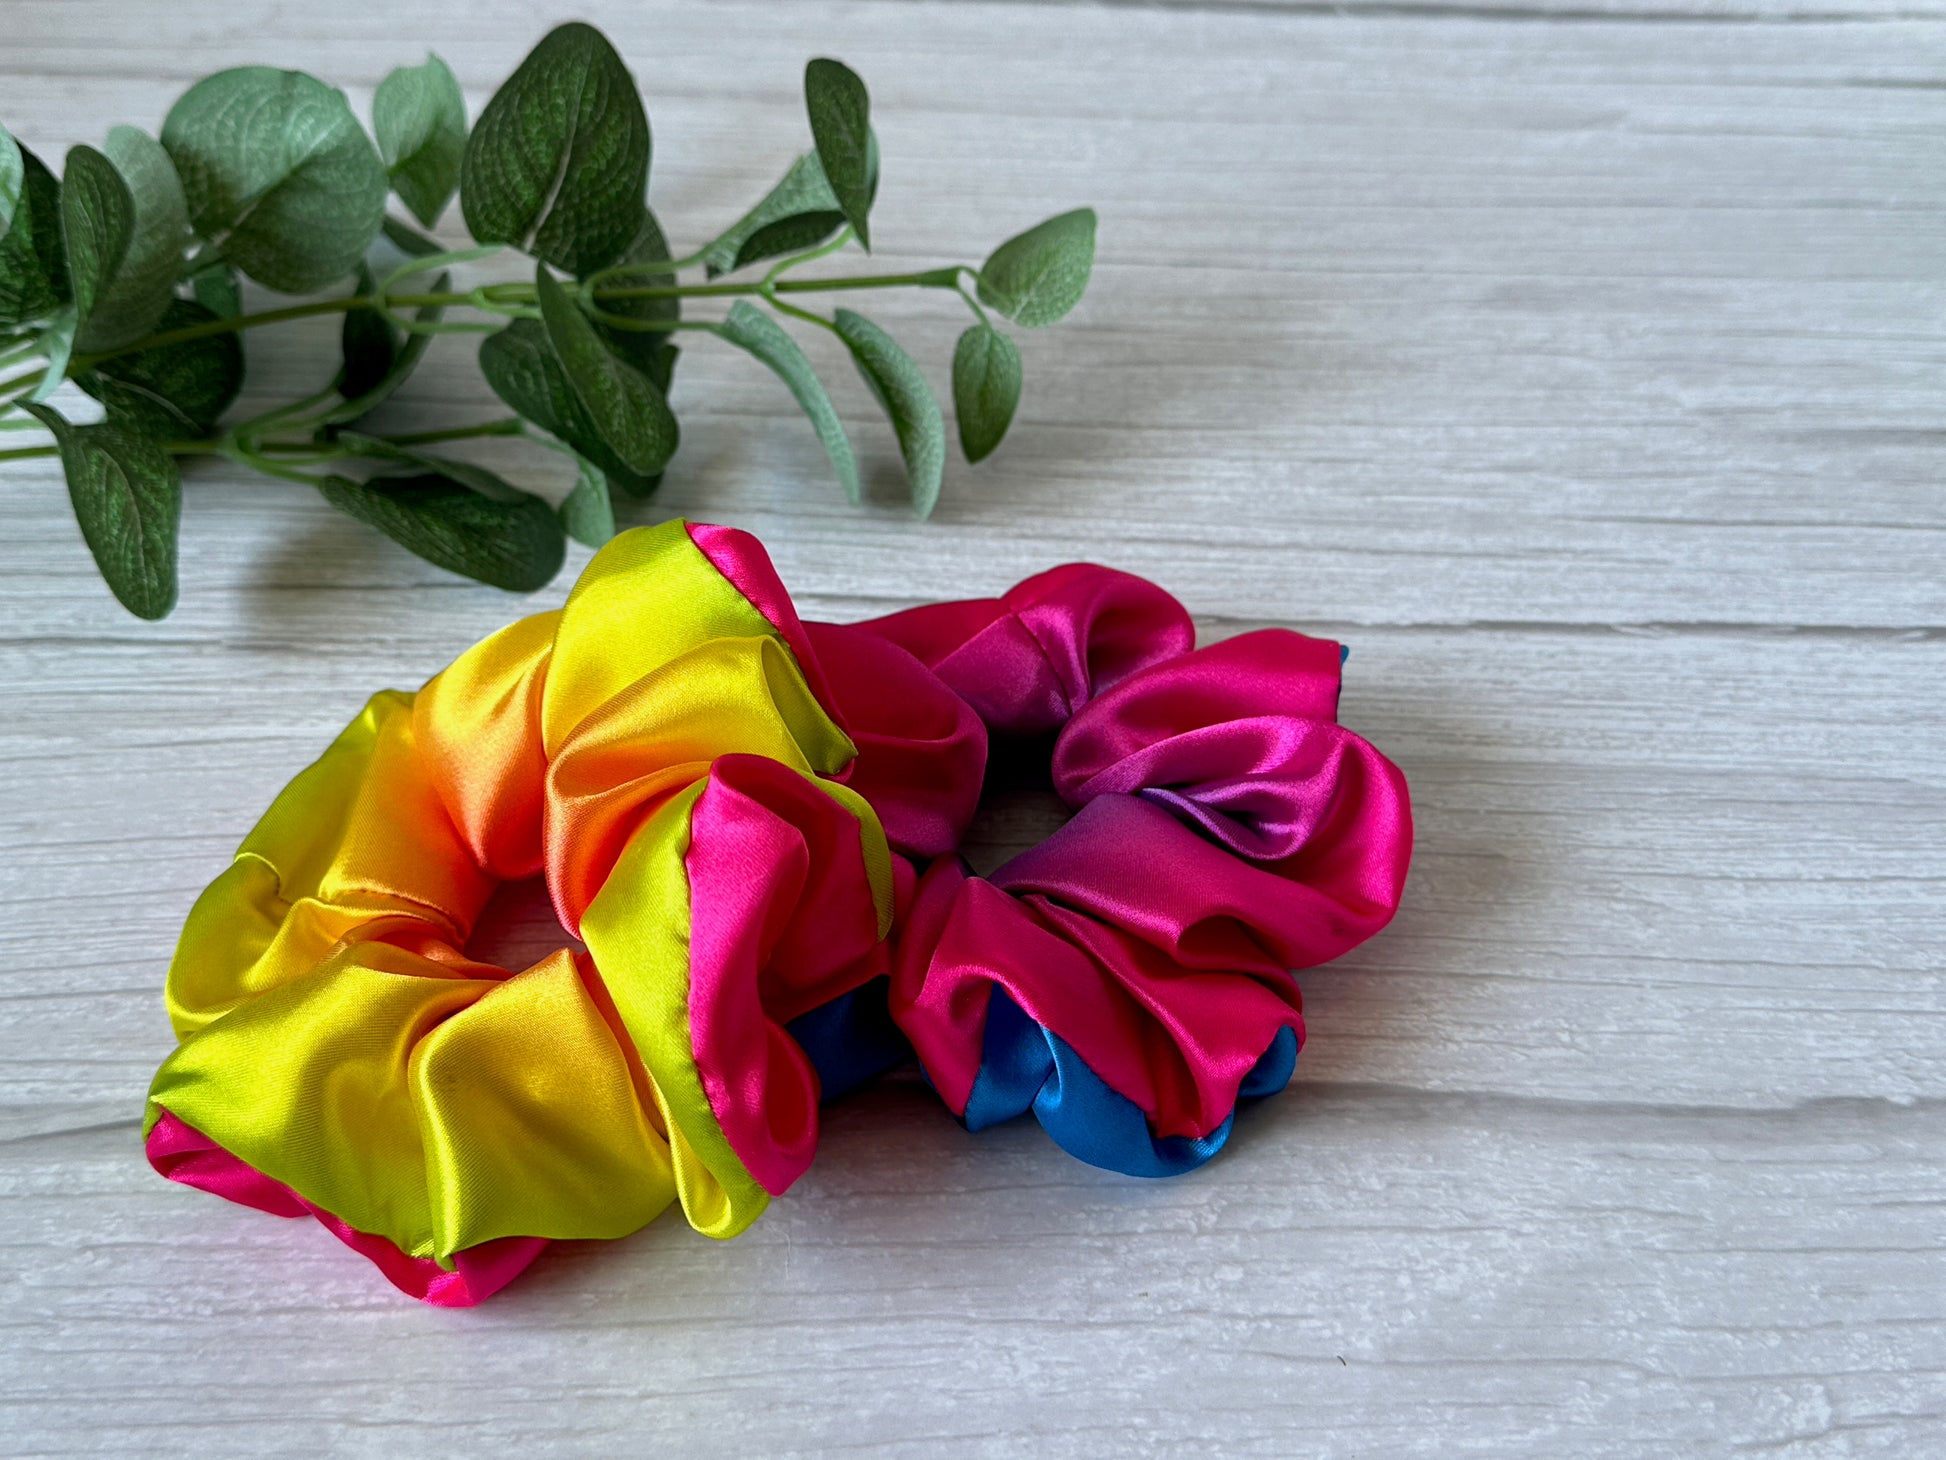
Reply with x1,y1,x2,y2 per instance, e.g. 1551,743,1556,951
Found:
0,24,1097,617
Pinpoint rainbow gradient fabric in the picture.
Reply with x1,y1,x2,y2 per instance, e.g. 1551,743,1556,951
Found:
146,520,1412,1304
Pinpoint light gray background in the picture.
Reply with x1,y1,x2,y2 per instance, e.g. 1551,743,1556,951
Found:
2,0,1942,1454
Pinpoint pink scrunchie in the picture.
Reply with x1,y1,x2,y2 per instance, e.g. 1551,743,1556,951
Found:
797,562,1412,1174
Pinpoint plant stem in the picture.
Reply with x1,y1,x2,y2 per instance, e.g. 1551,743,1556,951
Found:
650,244,715,274
0,417,524,467
764,228,855,285
395,317,511,336
68,268,967,367
0,367,47,399
376,243,504,296
956,278,993,327
229,446,331,487
9,265,974,405
585,307,712,335
774,268,965,294
379,418,524,447
68,298,363,373
231,385,342,446
766,296,840,334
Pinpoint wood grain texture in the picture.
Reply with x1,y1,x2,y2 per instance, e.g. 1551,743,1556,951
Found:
1,0,1941,1455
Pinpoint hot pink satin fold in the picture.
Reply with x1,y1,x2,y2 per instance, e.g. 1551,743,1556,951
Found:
146,1110,545,1305
688,523,845,726
684,754,903,1197
800,621,987,859
829,565,1412,1143
692,527,987,861
859,564,1195,736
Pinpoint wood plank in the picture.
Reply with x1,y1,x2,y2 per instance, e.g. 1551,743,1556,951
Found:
0,3,1940,629
0,0,1940,1452
5,1084,1941,1454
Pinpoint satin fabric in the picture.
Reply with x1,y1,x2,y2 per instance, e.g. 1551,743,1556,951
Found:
145,522,1412,1305
847,567,1412,1169
147,522,918,1299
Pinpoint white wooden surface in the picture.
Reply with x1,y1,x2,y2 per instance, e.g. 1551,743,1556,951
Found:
3,1,1943,1454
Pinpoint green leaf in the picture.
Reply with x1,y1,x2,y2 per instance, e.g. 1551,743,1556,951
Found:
320,271,446,425
559,456,617,547
698,141,878,279
77,297,243,436
374,54,466,228
0,141,69,326
22,400,180,619
381,215,442,258
71,128,188,351
804,59,872,252
339,265,399,400
832,308,944,518
190,261,240,317
460,23,649,276
701,154,836,278
332,430,526,502
478,319,591,444
318,471,565,592
478,318,660,497
604,460,660,499
58,146,133,339
0,126,23,236
977,208,1097,328
951,324,1022,464
643,343,680,402
717,300,858,504
592,207,679,386
32,305,76,402
162,67,387,293
534,264,676,477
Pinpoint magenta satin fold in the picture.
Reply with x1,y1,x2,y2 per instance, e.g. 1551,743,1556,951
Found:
824,564,1414,1142
147,1110,546,1305
684,753,896,1198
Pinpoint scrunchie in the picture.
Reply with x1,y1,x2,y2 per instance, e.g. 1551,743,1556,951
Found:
146,521,1411,1305
836,569,1412,1175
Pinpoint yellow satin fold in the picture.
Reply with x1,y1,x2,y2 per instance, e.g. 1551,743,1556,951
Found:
540,521,788,756
577,768,895,1242
146,521,891,1266
163,690,490,1041
546,634,857,928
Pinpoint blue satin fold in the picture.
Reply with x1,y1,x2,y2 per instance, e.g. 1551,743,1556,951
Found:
786,978,913,1100
961,989,1299,1177
786,978,1297,1176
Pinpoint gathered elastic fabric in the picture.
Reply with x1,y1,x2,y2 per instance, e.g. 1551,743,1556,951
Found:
145,521,1413,1305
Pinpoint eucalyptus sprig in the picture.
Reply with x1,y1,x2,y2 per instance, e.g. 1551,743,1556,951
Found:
0,23,1097,618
